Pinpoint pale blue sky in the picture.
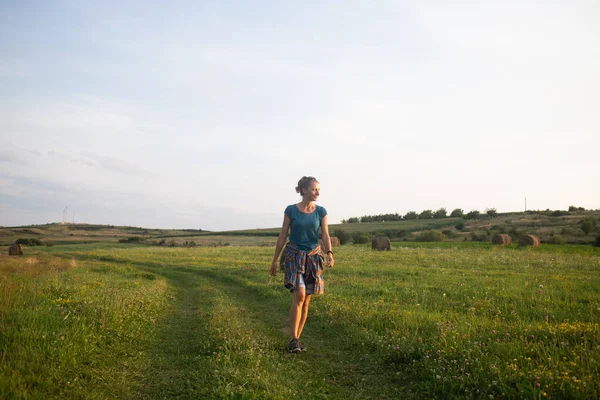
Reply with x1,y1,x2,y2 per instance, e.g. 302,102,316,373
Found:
1,0,599,230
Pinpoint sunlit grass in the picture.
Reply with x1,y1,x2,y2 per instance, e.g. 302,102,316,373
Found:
1,243,599,398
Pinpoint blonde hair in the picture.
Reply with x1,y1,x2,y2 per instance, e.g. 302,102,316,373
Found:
295,176,319,196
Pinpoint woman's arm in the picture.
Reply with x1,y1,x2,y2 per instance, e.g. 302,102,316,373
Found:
270,214,291,276
321,215,335,267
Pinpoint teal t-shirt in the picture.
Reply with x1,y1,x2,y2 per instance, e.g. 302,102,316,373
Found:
285,204,328,251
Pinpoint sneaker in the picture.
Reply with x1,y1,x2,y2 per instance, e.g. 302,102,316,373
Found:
299,341,307,352
288,338,301,353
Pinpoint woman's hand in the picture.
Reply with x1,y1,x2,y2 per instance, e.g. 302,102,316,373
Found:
327,254,335,268
269,260,278,276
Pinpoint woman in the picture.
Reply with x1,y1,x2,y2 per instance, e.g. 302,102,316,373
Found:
269,176,335,353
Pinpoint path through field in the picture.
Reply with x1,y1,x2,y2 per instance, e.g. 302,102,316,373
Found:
124,255,408,399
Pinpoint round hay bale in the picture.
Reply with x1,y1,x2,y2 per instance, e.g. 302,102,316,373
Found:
331,237,340,247
371,236,391,251
8,244,23,256
518,234,540,247
491,234,512,245
319,237,340,248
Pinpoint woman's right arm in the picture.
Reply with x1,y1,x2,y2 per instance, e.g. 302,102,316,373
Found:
270,214,291,276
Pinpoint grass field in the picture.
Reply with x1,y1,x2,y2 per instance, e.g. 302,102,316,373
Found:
1,243,599,399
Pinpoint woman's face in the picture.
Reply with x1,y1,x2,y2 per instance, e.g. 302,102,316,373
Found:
303,181,320,201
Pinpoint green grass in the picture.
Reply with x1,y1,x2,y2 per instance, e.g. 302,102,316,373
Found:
1,243,600,398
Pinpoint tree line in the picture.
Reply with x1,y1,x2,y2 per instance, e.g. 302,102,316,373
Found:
341,208,499,223
341,205,592,224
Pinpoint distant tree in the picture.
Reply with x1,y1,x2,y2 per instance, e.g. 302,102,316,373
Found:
347,217,360,223
418,209,433,219
595,232,600,247
464,210,481,220
580,218,597,236
486,208,498,218
361,215,376,223
569,205,586,212
455,222,465,231
404,211,418,220
382,213,402,221
450,208,464,218
334,229,351,245
433,208,447,219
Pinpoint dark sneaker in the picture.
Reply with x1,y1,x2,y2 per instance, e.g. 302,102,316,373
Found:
299,341,306,352
288,338,301,353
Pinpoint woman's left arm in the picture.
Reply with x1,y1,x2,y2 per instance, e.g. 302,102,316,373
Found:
321,215,335,268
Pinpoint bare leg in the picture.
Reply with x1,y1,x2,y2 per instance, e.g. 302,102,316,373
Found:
290,288,306,339
297,294,311,338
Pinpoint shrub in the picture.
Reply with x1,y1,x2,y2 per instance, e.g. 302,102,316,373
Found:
352,232,371,244
595,232,600,247
470,231,489,242
455,222,465,231
450,208,464,218
442,229,455,238
464,210,481,220
545,235,566,245
418,210,433,219
416,230,447,242
486,208,498,218
380,229,407,239
550,210,570,217
491,225,506,233
560,227,573,236
580,218,597,235
118,236,145,243
403,211,418,220
334,229,351,245
433,208,447,219
15,238,44,246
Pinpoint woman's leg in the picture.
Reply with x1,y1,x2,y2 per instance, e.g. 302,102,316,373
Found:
297,294,311,338
290,288,306,339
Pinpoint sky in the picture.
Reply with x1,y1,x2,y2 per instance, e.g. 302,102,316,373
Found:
1,0,599,231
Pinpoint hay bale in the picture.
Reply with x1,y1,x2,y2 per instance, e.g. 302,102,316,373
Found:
371,236,391,251
319,237,340,248
8,244,23,256
518,234,540,247
491,234,512,245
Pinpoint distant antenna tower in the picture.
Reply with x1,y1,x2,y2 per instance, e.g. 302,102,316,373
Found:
524,197,527,212
62,206,68,224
